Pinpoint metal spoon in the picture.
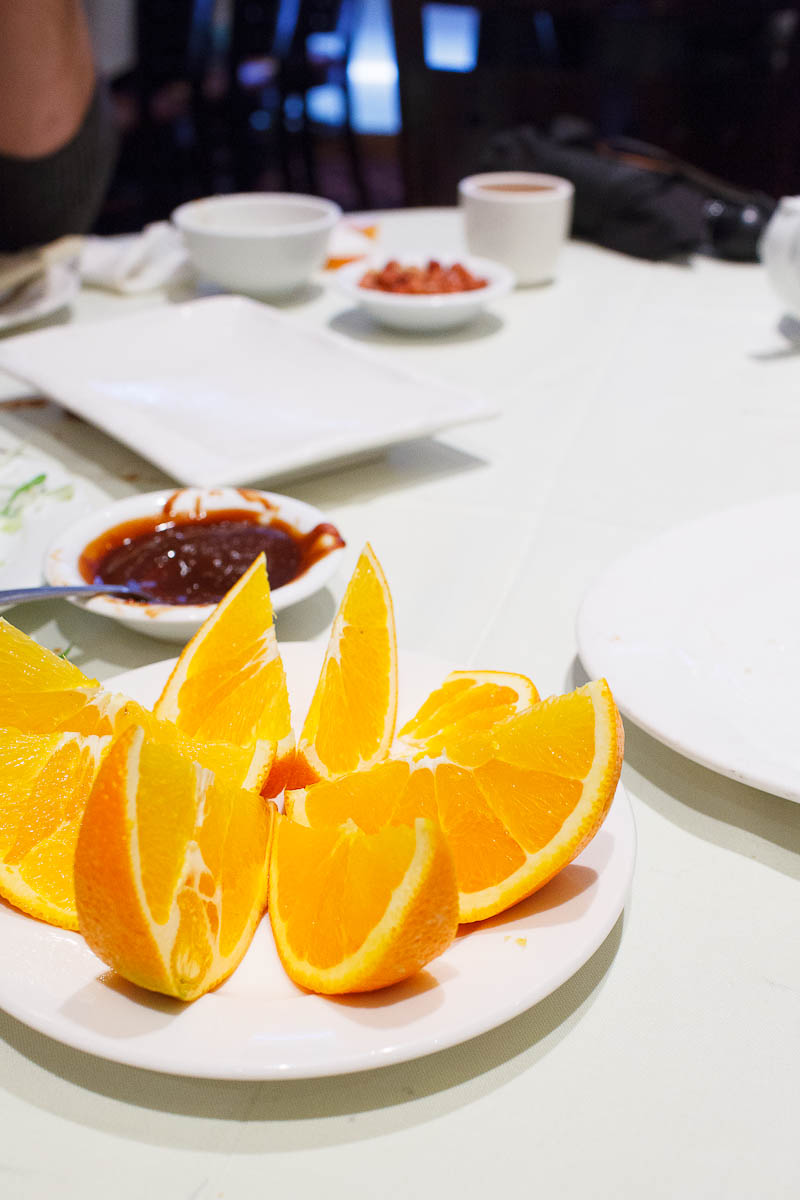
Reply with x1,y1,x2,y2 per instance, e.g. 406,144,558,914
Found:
0,583,153,606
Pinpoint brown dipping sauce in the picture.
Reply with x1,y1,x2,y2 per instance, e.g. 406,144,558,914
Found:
79,490,345,606
479,183,555,193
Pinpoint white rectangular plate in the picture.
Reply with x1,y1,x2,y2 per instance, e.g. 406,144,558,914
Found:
0,296,494,486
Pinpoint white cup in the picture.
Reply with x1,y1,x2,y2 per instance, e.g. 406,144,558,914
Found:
458,172,574,286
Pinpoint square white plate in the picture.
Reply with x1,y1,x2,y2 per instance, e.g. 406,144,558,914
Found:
0,296,494,486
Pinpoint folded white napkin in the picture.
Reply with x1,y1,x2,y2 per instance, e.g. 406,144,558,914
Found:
0,235,83,300
80,221,190,294
79,217,380,295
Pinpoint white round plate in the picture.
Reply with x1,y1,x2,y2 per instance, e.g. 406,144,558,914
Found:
0,263,79,332
335,253,514,332
45,487,345,643
577,494,800,801
0,643,635,1079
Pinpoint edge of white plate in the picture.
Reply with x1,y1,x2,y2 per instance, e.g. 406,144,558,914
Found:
576,496,800,803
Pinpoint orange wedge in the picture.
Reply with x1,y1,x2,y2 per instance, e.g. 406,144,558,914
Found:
74,726,274,1001
289,544,397,787
269,814,457,993
0,617,270,789
140,714,272,794
0,727,110,929
0,616,130,735
288,679,623,923
153,554,294,796
395,669,539,758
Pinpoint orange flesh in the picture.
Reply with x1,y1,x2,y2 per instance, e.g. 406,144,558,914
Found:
293,544,397,784
269,815,459,993
75,727,273,1000
290,682,622,922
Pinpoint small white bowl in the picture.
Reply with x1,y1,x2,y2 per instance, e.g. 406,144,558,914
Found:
334,253,514,332
45,487,345,643
172,192,341,296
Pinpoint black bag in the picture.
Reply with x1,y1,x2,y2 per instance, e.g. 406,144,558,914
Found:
478,119,776,262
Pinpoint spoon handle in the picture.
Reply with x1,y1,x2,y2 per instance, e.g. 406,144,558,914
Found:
0,583,140,605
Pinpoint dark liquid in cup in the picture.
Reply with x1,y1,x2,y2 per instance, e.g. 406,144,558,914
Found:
480,183,555,193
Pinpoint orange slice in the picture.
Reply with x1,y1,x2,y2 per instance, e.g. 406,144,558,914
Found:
74,726,274,1001
0,727,110,929
0,616,270,789
153,554,294,796
289,679,623,923
139,713,271,793
289,544,397,787
269,814,457,993
395,669,539,758
0,617,152,738
0,616,124,734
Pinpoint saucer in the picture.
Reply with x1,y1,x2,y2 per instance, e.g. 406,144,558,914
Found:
45,487,345,643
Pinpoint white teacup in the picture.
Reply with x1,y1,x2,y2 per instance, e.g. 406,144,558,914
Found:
458,172,574,286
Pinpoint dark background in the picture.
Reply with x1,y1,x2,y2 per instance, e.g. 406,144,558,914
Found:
95,0,800,233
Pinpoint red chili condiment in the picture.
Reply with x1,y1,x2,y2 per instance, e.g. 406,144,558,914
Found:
79,492,344,606
359,259,488,294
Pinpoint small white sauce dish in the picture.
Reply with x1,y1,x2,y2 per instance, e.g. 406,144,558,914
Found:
45,487,345,644
172,192,341,296
334,253,514,332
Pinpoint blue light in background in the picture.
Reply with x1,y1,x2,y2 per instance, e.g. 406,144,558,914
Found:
306,0,482,135
306,84,348,127
346,0,401,134
422,4,480,72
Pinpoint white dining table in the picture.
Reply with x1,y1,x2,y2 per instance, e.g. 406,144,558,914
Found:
0,207,798,1200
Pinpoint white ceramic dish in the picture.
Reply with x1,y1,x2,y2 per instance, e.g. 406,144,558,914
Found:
0,643,636,1080
335,253,514,332
172,192,340,296
577,494,800,802
0,436,106,610
0,295,494,487
0,263,79,332
45,486,345,643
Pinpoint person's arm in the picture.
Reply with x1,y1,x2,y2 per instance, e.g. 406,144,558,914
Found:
0,1,95,157
0,2,118,251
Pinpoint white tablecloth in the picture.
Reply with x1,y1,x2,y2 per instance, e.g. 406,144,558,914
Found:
0,209,797,1199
